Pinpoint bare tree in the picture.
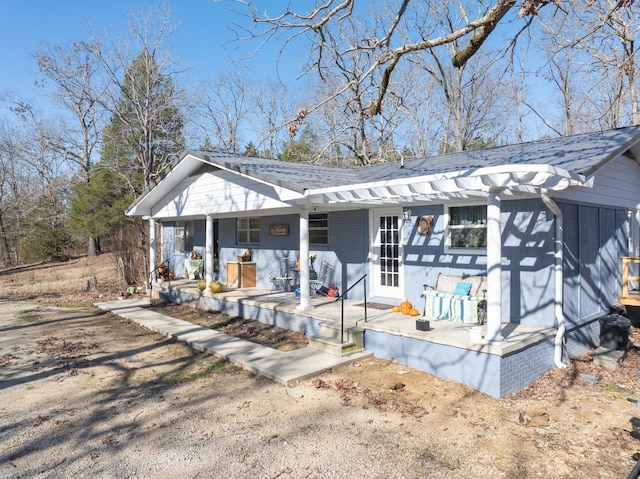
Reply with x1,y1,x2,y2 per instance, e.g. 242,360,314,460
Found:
249,79,294,157
0,113,69,264
34,41,107,181
580,0,640,126
230,0,637,141
94,4,185,191
195,70,251,154
408,39,509,153
530,0,640,131
34,40,108,255
396,67,442,158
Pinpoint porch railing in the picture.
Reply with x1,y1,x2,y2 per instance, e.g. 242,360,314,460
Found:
335,274,367,343
621,256,640,307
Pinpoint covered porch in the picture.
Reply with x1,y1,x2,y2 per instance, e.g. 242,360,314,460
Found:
153,280,557,398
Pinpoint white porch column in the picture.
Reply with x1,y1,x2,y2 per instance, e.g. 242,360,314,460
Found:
149,218,157,284
486,189,504,343
297,208,312,311
205,215,215,284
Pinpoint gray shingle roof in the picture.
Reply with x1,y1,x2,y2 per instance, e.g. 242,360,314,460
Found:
365,125,640,181
194,126,640,193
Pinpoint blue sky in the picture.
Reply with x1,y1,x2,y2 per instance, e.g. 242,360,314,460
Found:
0,0,302,104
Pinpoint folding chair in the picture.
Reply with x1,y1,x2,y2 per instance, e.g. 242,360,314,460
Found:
269,258,294,292
310,261,331,295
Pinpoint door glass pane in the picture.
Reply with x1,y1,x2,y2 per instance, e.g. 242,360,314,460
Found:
378,215,400,289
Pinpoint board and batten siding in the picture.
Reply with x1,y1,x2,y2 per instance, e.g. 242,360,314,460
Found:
560,201,628,356
151,169,296,219
555,155,640,209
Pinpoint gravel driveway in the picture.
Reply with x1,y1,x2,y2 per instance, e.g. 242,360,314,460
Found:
1,300,638,478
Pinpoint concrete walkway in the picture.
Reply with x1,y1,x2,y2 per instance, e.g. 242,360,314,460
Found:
95,298,372,386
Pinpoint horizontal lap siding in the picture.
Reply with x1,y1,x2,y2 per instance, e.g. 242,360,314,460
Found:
502,200,555,327
153,170,292,218
329,210,368,299
556,155,640,209
403,200,556,327
216,211,367,292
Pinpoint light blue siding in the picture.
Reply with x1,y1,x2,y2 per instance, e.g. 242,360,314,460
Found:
502,199,555,327
403,199,556,328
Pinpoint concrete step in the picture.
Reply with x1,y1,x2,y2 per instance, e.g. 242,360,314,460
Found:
307,323,366,357
593,346,627,370
307,337,366,357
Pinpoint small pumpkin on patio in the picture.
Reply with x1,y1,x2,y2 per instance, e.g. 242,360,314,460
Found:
392,305,401,313
409,308,420,316
209,281,223,293
400,300,413,315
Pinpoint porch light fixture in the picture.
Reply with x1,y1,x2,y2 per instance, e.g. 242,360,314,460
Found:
403,210,412,220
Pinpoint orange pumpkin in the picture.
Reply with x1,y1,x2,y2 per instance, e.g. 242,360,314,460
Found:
400,300,413,315
392,305,401,313
409,308,420,316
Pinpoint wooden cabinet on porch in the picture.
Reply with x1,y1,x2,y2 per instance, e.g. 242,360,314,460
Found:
226,262,256,288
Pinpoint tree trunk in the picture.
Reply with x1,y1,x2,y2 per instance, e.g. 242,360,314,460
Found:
88,236,98,257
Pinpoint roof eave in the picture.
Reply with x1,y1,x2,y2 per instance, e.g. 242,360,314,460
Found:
305,164,586,204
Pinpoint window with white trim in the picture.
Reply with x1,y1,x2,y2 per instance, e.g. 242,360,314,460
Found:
174,221,194,253
309,214,329,245
237,217,260,244
447,205,487,250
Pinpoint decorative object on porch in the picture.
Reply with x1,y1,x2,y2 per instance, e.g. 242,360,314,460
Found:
392,305,401,313
309,252,316,270
417,215,434,236
209,281,223,293
268,224,289,236
453,281,473,295
237,249,252,262
416,319,430,331
186,258,204,280
197,279,206,291
477,298,487,325
409,308,420,316
400,300,413,315
327,285,339,298
470,326,484,344
421,273,487,323
189,250,202,259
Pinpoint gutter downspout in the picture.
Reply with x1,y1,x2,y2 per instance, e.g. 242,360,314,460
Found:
541,190,569,369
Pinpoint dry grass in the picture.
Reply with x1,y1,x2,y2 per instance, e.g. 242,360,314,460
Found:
0,254,124,305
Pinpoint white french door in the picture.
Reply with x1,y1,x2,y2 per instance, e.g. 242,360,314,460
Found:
370,209,403,300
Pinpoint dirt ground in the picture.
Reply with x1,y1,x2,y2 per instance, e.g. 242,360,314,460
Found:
2,255,640,478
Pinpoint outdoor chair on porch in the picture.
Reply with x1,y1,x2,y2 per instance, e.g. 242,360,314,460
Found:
269,258,295,292
310,260,332,295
